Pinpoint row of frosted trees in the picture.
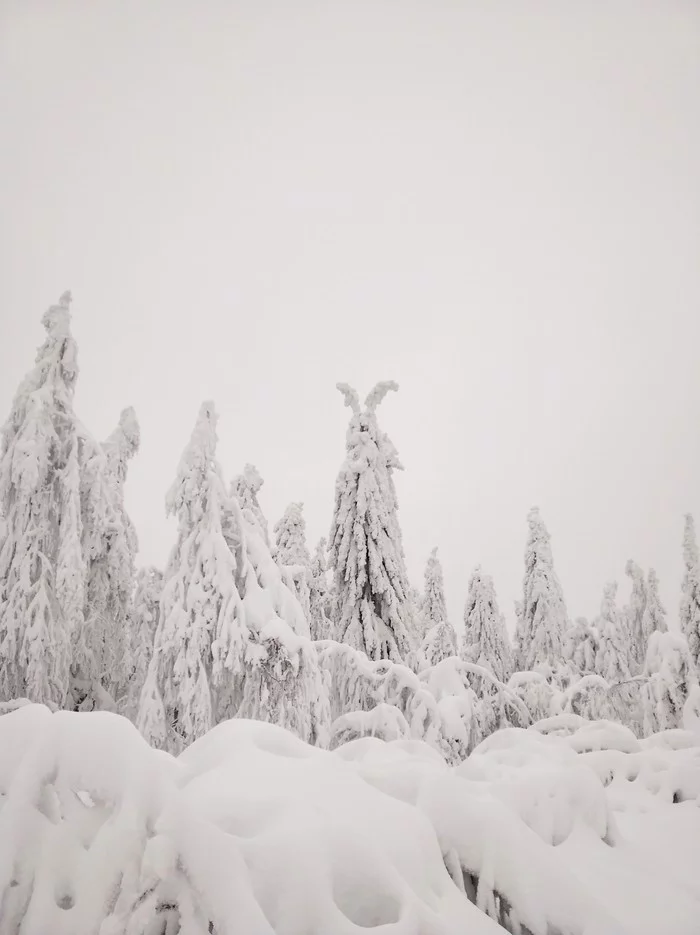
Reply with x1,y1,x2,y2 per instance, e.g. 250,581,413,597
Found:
1,295,699,762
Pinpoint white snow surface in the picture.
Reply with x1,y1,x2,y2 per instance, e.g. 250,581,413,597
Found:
1,705,699,935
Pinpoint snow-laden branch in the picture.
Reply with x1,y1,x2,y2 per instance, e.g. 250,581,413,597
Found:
364,380,399,412
335,382,361,414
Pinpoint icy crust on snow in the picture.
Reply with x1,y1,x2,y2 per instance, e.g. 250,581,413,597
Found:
1,707,700,935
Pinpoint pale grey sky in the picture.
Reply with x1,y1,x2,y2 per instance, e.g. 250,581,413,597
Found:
1,1,699,631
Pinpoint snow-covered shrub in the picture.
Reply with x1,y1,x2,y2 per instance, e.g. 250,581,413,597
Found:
330,703,411,748
560,674,612,722
642,630,698,735
508,670,559,724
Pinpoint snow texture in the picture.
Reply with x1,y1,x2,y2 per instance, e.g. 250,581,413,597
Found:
1,704,700,935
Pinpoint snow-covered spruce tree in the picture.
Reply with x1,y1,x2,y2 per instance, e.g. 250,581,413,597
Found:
123,566,163,720
406,583,424,650
563,616,599,676
273,501,311,620
138,402,245,751
229,514,329,747
140,404,328,751
641,568,667,643
308,537,332,641
461,566,512,682
681,514,700,670
73,407,140,710
413,549,457,671
231,463,269,545
328,382,411,662
422,548,448,627
514,507,569,672
0,292,85,707
594,581,630,685
642,630,698,734
624,560,647,671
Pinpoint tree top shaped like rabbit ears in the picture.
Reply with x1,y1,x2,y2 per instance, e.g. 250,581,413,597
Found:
336,381,399,415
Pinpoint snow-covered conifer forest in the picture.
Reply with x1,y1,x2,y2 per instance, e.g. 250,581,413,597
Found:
1,295,699,935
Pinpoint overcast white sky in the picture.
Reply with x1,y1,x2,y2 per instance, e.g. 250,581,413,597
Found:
1,1,699,630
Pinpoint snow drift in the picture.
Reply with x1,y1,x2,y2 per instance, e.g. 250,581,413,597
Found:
1,706,700,935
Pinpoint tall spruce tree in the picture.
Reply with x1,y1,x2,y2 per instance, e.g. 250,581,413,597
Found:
231,463,269,545
328,382,411,662
74,407,141,709
413,548,457,670
681,514,700,670
514,507,568,672
641,568,667,643
308,537,332,641
595,581,630,685
624,559,647,671
139,402,244,750
139,403,326,751
273,502,311,621
123,565,162,720
462,566,512,682
0,293,85,707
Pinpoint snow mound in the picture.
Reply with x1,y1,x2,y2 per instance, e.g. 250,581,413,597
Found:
1,706,700,935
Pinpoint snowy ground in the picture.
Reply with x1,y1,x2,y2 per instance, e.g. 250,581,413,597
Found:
1,705,699,935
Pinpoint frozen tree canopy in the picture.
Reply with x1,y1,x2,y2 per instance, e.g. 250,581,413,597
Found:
642,630,698,734
308,537,332,641
462,566,512,682
0,293,83,707
515,507,569,673
412,548,457,670
273,501,311,620
625,559,647,671
564,616,599,677
3,294,700,935
139,401,239,749
328,382,412,662
231,462,270,544
139,402,325,753
75,406,141,710
595,581,631,685
642,568,668,640
681,514,700,671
